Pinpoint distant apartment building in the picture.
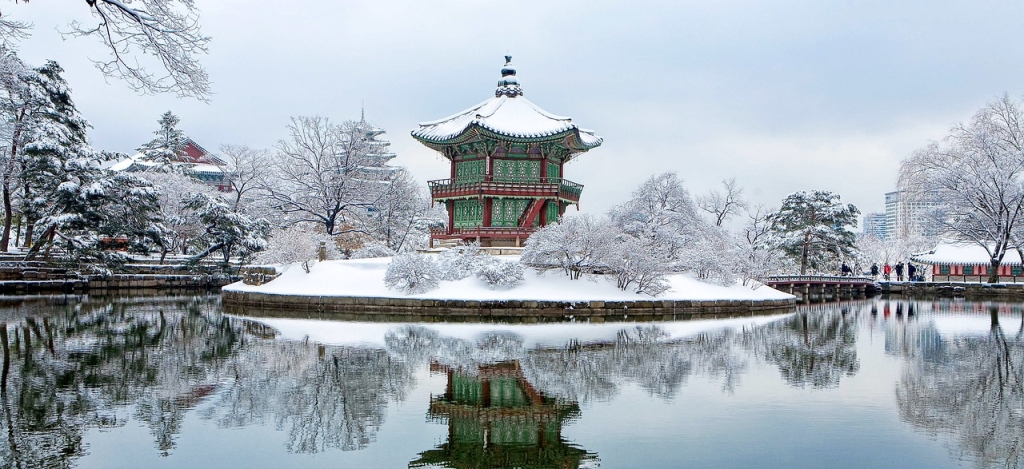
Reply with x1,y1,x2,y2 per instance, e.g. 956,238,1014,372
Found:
862,212,887,239
884,190,941,239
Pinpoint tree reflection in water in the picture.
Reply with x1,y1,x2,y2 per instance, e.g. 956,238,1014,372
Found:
23,294,1024,468
896,301,1024,469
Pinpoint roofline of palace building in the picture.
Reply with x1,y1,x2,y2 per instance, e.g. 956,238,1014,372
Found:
410,56,603,155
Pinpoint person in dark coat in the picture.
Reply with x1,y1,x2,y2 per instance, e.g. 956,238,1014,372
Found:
908,263,917,281
841,262,852,276
871,263,879,278
895,262,904,281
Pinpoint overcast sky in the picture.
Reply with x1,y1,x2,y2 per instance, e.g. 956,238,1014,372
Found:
9,0,1024,222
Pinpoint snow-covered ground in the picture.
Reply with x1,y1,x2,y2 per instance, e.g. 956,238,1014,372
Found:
222,257,794,302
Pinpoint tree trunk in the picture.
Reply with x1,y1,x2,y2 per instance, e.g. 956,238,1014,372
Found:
800,239,809,275
0,182,11,253
989,258,1001,284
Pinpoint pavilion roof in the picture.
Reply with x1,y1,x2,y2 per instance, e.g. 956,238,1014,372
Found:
412,57,602,152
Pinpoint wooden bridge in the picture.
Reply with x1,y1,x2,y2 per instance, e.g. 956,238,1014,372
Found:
763,275,878,302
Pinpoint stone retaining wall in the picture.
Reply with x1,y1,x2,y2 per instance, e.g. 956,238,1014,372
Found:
0,274,239,294
221,290,796,322
882,281,1024,299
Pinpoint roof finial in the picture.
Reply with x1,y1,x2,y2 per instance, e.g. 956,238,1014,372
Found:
496,55,523,98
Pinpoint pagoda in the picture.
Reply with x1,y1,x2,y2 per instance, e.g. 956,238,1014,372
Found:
413,57,603,247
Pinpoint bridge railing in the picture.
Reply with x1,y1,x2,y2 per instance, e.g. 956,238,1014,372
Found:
763,275,875,285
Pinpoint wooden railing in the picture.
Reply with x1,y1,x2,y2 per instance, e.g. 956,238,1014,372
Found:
764,275,875,285
430,226,537,238
427,176,583,201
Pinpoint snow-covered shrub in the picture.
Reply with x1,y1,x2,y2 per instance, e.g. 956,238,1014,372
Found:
475,258,525,290
521,215,616,280
437,242,483,281
351,241,396,259
384,252,440,294
257,224,337,273
603,237,671,296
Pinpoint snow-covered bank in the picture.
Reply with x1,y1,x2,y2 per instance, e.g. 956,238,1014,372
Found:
222,257,794,302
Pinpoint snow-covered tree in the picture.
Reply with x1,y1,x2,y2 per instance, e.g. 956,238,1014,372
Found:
1,1,211,100
521,215,617,280
384,252,440,294
732,204,789,285
0,48,35,251
436,242,483,281
16,60,165,264
184,192,268,264
358,168,431,253
697,177,748,227
766,190,860,275
350,240,396,259
141,171,215,262
259,116,398,236
899,95,1024,283
474,258,525,290
603,236,671,295
218,144,268,213
609,172,707,265
137,111,189,169
257,224,338,273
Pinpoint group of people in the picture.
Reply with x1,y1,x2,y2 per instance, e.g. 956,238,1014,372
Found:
869,261,919,281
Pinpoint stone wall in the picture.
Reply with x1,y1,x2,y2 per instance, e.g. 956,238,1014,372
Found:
882,281,1024,299
221,290,796,322
0,274,238,294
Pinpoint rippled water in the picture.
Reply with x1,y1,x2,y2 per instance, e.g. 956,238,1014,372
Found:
0,294,1021,469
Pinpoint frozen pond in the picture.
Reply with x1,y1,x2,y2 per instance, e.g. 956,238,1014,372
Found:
0,294,1021,468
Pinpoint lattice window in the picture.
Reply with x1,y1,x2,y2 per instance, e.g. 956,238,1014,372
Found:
545,201,559,225
493,160,539,182
455,160,485,183
453,199,482,228
547,162,560,179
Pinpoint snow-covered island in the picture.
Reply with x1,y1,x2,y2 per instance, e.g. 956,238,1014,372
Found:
223,256,793,302
221,248,797,323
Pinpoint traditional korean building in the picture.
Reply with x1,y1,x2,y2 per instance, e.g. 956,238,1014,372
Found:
412,57,603,247
911,241,1024,282
409,360,596,469
108,138,231,190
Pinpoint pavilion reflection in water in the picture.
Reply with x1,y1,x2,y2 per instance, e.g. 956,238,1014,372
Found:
410,360,597,469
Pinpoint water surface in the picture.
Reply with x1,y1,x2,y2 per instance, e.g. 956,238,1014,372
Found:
0,294,1021,468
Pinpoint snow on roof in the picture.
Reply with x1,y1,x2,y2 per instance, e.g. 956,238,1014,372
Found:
412,57,603,147
910,240,1023,265
412,95,602,144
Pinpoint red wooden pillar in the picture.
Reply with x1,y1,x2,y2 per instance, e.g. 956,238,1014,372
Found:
446,200,454,234
483,198,492,227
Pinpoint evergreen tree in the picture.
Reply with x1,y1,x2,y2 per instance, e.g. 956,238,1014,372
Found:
767,190,859,275
137,110,189,169
19,61,164,264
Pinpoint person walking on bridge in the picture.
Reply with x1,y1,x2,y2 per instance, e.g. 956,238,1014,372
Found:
871,263,879,279
895,262,904,281
883,263,892,281
908,263,917,281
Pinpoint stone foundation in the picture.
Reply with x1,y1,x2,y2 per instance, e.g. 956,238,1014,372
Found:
220,290,796,322
882,281,1024,299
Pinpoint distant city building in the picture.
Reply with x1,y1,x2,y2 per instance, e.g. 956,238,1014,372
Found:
862,212,887,239
884,190,941,239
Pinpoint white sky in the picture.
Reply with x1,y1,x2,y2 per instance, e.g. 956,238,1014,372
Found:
8,0,1024,221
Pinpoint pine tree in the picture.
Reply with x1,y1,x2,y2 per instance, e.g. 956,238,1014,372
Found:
19,61,165,263
137,111,189,169
767,190,860,275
